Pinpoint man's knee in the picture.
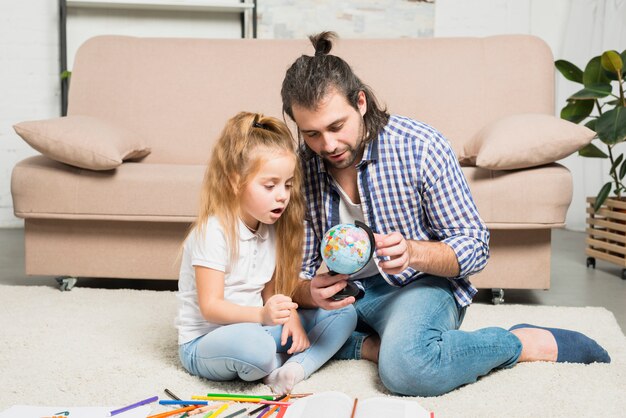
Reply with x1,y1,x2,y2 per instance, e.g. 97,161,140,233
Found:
378,348,456,397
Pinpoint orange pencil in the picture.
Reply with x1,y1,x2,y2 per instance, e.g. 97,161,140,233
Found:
262,395,290,418
147,405,199,418
350,398,358,418
276,394,291,418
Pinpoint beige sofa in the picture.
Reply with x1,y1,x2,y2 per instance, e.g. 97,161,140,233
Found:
11,35,576,301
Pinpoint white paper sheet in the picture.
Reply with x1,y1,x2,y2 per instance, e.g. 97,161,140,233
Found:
0,404,152,418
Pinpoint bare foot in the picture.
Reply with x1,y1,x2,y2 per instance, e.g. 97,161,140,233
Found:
361,334,381,363
511,327,558,362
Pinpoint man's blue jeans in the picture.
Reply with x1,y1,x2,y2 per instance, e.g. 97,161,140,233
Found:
334,274,522,396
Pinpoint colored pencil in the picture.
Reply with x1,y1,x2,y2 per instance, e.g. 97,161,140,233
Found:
263,395,290,418
188,403,233,416
206,393,274,401
108,395,159,417
255,407,269,418
258,400,291,406
350,398,359,418
160,400,210,406
164,389,183,401
222,408,248,418
147,405,199,418
207,404,229,417
192,397,257,402
247,395,286,416
260,393,311,399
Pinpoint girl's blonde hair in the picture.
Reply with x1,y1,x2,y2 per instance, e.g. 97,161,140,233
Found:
191,112,305,297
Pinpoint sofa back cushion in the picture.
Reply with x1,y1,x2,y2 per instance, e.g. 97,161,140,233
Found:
67,35,554,164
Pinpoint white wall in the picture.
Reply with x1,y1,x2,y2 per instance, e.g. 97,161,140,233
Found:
0,1,245,228
436,0,626,231
0,0,59,228
256,0,433,39
2,0,625,230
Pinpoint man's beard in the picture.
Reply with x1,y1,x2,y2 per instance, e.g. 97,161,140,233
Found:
323,117,366,169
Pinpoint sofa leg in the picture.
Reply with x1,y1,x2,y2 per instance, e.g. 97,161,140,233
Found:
491,288,504,305
56,276,78,291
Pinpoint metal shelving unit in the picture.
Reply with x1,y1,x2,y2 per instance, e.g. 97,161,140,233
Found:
58,0,257,115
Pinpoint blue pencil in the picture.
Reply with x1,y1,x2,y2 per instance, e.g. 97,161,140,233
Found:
108,395,159,416
159,400,210,406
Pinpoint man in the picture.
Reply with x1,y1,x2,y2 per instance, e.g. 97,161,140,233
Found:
282,32,610,397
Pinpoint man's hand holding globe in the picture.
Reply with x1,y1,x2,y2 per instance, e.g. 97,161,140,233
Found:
320,221,375,301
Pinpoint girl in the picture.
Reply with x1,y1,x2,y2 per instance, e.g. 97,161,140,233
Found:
176,112,357,395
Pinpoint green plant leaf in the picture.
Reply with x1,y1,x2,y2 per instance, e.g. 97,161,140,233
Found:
619,158,626,179
60,70,72,80
584,56,611,87
555,59,584,83
611,154,624,174
578,143,607,158
596,107,626,144
585,119,597,131
601,50,623,73
594,182,612,211
569,83,613,99
560,100,594,123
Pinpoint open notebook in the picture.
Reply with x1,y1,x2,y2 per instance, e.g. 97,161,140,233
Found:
283,391,433,418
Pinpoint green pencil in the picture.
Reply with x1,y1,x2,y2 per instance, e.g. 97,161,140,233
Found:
205,393,274,401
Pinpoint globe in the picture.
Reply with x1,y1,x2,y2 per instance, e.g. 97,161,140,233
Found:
321,223,374,274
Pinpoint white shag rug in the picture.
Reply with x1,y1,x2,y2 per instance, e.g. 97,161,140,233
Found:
1,285,625,418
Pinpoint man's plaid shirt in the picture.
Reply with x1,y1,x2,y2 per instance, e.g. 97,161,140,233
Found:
300,114,490,307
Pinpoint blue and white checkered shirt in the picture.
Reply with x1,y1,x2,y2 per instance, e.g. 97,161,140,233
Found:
300,115,490,307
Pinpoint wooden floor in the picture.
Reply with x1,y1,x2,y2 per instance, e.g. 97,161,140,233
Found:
1,227,625,332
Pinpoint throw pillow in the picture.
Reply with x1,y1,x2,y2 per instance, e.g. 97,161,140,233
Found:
460,113,595,170
13,115,151,170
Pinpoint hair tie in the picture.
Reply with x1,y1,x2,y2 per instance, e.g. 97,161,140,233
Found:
314,50,325,57
252,115,267,130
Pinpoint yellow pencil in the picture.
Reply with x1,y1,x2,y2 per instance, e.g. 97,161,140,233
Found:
205,403,229,418
192,396,263,403
188,402,233,416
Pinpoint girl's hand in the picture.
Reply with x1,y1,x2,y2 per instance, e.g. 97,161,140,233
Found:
281,310,310,354
261,294,298,325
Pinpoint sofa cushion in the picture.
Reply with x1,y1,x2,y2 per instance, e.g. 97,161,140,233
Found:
11,156,200,222
460,113,595,170
464,163,572,228
12,156,571,228
66,35,555,163
13,115,151,170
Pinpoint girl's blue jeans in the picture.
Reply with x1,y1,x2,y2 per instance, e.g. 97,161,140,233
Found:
179,305,357,382
334,274,522,396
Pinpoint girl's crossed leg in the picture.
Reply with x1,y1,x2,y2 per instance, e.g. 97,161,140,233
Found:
179,322,280,382
179,305,357,393
264,305,357,394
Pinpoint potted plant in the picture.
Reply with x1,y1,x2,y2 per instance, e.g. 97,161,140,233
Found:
556,50,626,277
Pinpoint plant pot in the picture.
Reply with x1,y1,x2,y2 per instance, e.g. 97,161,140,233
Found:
586,197,626,279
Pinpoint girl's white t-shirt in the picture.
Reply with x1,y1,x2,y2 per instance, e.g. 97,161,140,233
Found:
175,216,276,345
